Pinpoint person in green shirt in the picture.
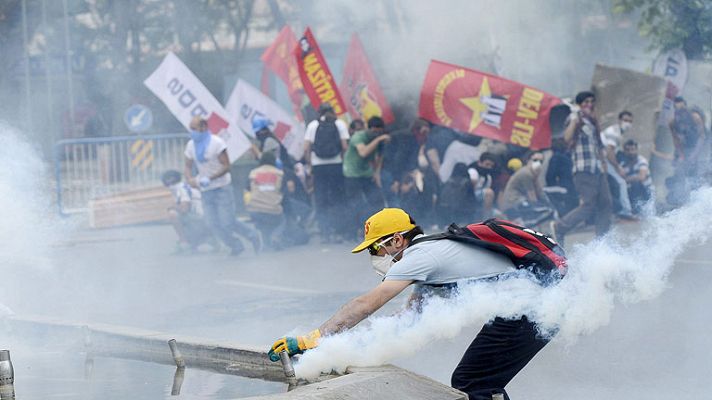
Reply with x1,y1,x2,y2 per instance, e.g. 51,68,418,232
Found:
343,116,391,240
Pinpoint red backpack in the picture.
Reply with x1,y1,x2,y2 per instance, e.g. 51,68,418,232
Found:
411,219,567,278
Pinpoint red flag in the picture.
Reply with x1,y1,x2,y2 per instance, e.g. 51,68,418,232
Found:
340,34,394,124
294,28,347,116
260,26,305,117
418,60,561,149
273,121,291,141
260,66,270,95
206,112,229,135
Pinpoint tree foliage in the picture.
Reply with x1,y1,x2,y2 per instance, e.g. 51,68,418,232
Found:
74,0,258,74
613,0,712,59
0,0,282,135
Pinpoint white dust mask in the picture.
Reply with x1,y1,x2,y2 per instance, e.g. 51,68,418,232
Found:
531,160,543,172
370,254,395,277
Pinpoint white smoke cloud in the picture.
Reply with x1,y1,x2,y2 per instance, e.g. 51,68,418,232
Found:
0,121,61,314
294,187,712,379
298,0,648,105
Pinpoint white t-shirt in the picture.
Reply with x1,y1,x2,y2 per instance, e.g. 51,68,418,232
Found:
169,182,204,216
601,124,622,150
184,135,231,191
385,236,513,285
304,118,349,166
439,141,483,183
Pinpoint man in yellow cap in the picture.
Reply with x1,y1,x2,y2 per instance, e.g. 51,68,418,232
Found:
268,208,552,400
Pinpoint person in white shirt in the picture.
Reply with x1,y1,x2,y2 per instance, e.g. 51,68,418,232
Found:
619,139,654,214
184,116,260,256
303,103,350,241
600,111,635,219
161,169,213,253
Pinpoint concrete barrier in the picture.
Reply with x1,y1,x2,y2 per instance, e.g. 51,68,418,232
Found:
241,365,467,400
1,315,467,399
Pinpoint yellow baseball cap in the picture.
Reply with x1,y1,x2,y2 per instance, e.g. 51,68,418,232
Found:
352,208,416,253
507,157,523,171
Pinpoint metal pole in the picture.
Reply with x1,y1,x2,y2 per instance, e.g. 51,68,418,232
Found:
167,339,186,368
41,0,54,140
21,0,33,134
0,350,15,400
171,367,185,396
278,350,295,378
279,350,298,390
0,351,13,385
62,0,76,136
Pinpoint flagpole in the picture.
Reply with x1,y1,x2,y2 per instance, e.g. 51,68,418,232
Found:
41,0,54,141
20,0,32,134
62,0,76,136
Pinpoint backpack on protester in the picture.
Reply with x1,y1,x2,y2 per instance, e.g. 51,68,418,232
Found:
411,218,567,279
312,118,342,158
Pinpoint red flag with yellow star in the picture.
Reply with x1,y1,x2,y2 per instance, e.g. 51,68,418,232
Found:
418,60,561,149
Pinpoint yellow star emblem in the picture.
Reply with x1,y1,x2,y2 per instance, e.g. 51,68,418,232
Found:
459,77,492,132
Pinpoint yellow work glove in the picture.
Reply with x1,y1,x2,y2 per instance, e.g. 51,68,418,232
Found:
268,329,321,362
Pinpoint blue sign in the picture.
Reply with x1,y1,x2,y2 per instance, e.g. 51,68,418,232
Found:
124,104,153,133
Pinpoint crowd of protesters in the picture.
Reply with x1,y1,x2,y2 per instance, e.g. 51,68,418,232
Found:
163,90,711,255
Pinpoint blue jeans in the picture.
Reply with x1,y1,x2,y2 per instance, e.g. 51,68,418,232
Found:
606,160,633,215
201,185,256,252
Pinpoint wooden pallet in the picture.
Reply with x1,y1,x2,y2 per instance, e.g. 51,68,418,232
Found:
88,186,173,228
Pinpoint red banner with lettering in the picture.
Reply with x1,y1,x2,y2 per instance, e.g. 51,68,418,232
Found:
260,26,305,117
340,33,394,124
418,60,560,149
294,28,347,116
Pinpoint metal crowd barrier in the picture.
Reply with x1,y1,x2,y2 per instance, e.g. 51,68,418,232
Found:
54,133,189,214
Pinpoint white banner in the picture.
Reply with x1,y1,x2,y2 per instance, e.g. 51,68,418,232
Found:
652,48,688,94
652,49,688,127
143,52,250,162
225,79,304,160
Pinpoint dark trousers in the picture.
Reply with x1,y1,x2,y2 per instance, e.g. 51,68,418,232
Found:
344,176,385,236
312,163,345,236
628,182,652,214
451,316,549,400
557,171,612,237
380,169,400,207
249,212,285,248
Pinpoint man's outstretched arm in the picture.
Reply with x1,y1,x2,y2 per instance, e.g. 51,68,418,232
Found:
319,280,413,336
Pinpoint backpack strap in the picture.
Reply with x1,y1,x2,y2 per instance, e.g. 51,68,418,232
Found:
409,232,450,246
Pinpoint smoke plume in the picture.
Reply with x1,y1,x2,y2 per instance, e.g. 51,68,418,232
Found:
295,187,712,378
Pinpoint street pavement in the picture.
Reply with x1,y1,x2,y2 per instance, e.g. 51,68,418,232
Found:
3,220,711,399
